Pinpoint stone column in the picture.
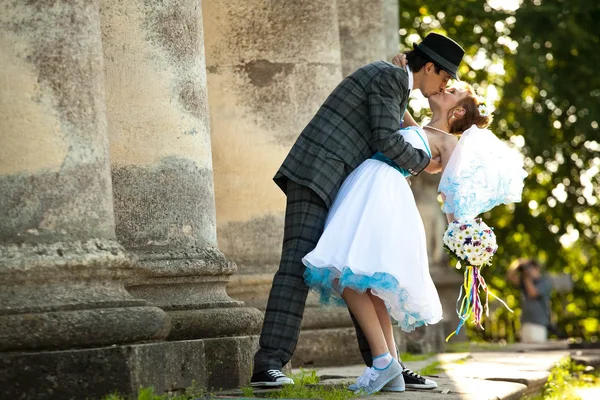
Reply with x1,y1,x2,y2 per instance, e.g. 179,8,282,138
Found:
337,0,400,77
203,0,350,366
101,1,263,384
0,0,169,352
383,0,402,60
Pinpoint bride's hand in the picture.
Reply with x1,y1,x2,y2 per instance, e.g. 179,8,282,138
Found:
424,156,442,174
392,53,408,68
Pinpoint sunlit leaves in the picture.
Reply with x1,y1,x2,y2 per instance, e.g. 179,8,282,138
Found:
400,0,600,339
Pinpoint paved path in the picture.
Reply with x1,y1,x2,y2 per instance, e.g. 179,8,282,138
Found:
216,342,600,399
302,348,569,400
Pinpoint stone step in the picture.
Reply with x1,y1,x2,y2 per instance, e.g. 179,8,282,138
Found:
571,349,600,369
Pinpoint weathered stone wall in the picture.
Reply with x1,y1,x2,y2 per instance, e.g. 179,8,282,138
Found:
102,0,217,252
101,0,263,343
337,0,400,77
203,0,353,367
0,0,169,353
203,0,343,274
0,1,262,397
1,0,116,245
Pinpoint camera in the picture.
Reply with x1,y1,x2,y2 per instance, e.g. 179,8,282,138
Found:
517,260,541,275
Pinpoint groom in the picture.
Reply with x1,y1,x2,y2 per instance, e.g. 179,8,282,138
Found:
251,33,465,389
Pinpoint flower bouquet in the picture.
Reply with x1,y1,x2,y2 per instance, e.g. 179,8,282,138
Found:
442,218,512,341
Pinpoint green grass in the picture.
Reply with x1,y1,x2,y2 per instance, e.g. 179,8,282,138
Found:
241,369,354,400
524,357,600,400
290,368,320,385
451,355,473,365
399,352,434,362
415,360,444,376
240,385,255,397
101,369,341,400
102,381,205,400
262,383,354,400
102,387,170,400
444,341,507,353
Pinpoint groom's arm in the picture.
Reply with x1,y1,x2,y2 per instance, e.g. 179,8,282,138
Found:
368,67,430,176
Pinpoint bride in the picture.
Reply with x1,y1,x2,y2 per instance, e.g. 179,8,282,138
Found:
302,81,491,394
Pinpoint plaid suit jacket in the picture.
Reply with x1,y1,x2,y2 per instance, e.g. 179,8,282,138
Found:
274,61,430,208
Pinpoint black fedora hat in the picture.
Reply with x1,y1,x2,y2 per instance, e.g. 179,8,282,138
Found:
413,33,465,80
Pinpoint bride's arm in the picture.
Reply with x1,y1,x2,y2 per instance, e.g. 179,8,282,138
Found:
440,136,459,173
402,111,419,128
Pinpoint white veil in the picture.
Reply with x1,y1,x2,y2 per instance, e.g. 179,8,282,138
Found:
438,124,527,219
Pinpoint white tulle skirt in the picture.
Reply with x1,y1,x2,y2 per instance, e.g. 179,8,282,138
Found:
303,159,443,332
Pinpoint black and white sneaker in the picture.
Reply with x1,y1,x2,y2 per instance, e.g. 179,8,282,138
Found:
250,369,295,387
402,368,438,389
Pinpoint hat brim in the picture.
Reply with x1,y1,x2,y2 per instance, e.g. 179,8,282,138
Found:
413,43,460,81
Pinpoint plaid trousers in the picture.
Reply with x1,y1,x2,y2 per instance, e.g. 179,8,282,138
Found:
254,181,373,372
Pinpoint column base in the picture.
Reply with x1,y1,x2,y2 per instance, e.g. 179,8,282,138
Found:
168,306,264,340
0,240,171,351
0,336,259,399
0,306,169,352
128,248,264,340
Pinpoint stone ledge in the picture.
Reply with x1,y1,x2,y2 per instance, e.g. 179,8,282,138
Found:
293,327,364,367
571,349,600,369
0,335,258,400
293,324,446,368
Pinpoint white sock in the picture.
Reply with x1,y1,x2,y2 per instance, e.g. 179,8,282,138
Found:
372,352,393,370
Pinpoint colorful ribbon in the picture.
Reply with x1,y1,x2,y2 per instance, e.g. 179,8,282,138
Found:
445,265,513,342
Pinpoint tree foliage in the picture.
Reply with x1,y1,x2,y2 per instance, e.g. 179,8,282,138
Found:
400,0,600,339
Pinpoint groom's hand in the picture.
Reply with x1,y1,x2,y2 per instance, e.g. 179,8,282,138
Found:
424,157,442,174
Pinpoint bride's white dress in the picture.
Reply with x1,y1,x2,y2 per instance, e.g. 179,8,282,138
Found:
302,126,443,332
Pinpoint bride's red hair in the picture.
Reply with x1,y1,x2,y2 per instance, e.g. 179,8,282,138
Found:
449,82,492,134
